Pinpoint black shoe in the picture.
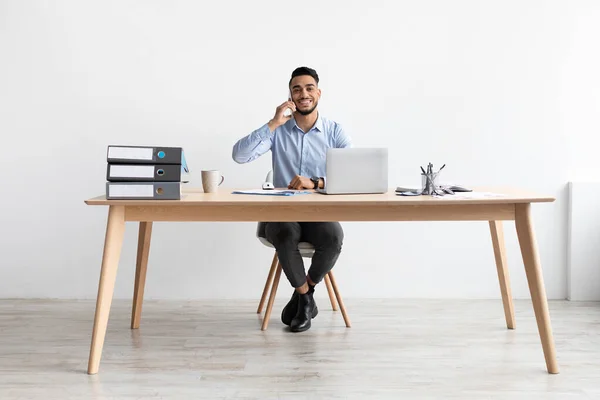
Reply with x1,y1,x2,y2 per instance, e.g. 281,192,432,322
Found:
281,291,299,326
290,291,317,333
281,288,318,326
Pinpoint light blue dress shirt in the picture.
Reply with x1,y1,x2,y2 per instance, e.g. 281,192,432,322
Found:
232,114,352,188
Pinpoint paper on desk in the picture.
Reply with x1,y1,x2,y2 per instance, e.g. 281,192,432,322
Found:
232,189,312,196
433,191,506,199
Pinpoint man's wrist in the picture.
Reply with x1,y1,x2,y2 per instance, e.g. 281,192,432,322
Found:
267,119,280,132
309,176,320,189
310,176,324,189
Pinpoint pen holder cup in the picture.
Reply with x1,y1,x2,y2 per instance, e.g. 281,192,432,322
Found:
421,172,440,195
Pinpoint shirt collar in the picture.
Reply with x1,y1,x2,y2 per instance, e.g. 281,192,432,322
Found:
314,113,324,132
293,112,323,133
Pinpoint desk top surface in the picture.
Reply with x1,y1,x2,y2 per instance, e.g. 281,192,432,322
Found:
85,187,555,206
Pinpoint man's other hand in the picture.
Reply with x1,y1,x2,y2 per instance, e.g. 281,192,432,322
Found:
288,175,314,190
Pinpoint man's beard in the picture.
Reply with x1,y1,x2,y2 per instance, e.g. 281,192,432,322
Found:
296,100,318,116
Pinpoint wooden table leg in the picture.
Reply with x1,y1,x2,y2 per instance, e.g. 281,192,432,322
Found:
87,205,126,374
489,221,516,329
131,221,153,329
515,203,559,374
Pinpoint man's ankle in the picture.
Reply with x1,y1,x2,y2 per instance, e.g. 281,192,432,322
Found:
296,282,309,295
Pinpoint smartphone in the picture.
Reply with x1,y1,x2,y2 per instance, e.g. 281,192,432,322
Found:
283,93,293,117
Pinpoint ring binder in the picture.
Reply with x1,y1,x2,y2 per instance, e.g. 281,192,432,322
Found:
107,145,184,165
104,145,190,200
106,164,183,182
106,182,181,200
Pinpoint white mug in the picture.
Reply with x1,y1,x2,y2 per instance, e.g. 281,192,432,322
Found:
201,170,225,193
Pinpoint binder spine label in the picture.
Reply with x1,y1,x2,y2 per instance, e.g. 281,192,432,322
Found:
109,165,155,178
108,184,154,198
108,147,153,160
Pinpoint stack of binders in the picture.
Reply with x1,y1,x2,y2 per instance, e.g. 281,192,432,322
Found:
105,145,189,200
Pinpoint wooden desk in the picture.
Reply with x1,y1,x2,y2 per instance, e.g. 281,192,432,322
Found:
84,187,557,374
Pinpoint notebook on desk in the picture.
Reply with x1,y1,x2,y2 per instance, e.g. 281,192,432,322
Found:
232,189,311,196
316,148,388,195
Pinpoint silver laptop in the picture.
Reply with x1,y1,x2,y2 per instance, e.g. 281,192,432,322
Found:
316,148,388,194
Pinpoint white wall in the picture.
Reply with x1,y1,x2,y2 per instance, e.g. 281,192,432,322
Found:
1,0,599,300
567,182,600,301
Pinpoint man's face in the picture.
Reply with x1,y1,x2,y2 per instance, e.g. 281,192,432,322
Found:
289,75,321,116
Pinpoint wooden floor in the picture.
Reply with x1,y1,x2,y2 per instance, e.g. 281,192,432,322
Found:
1,298,599,399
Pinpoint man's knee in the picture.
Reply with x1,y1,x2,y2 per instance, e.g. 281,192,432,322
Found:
265,222,301,246
330,231,343,252
320,223,344,252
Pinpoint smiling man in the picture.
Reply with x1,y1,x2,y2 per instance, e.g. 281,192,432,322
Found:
232,66,351,332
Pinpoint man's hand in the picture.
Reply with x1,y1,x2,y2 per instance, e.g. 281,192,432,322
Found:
288,175,314,190
268,100,296,132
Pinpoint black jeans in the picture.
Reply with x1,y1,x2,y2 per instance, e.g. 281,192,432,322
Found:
265,222,344,288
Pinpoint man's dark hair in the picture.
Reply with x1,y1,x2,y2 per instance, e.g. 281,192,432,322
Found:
289,66,319,86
